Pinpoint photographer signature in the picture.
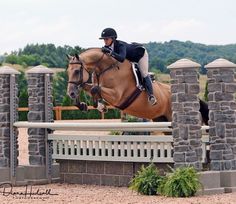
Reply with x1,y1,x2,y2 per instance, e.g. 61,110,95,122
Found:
0,183,58,198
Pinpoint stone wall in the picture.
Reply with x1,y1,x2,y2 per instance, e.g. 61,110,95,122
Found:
59,160,170,186
0,65,59,185
26,65,54,165
0,66,19,168
168,59,203,170
205,59,236,170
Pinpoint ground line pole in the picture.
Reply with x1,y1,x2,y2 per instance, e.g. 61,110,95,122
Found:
10,74,17,184
45,73,52,183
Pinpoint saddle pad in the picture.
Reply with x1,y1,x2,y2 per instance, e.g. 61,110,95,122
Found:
131,63,143,90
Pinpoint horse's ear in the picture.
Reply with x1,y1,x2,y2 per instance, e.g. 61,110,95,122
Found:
66,54,71,60
75,53,80,60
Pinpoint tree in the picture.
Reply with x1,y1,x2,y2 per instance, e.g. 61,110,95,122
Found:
5,55,18,64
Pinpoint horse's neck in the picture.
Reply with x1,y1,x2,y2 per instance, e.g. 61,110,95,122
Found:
81,50,137,105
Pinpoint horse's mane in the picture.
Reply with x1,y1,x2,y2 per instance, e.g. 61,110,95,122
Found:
78,47,104,63
80,47,121,65
83,47,101,52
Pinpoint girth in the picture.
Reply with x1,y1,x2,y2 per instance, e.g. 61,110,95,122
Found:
115,87,142,110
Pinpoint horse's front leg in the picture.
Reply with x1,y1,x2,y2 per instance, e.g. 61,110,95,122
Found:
90,86,108,113
74,83,94,111
74,96,88,111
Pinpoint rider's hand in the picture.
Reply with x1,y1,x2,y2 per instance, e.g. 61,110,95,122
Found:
101,47,113,55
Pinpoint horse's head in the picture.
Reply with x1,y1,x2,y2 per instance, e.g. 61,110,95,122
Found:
67,48,116,99
67,53,90,99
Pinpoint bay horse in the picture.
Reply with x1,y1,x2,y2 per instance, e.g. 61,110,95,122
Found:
67,48,208,124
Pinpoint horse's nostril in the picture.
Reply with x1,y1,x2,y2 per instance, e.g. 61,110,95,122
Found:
70,92,76,98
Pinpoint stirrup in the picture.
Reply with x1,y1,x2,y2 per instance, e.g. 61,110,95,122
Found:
148,95,157,106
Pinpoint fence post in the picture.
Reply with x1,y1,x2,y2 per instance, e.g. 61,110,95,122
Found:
26,65,54,181
205,58,236,170
0,66,20,184
168,59,202,170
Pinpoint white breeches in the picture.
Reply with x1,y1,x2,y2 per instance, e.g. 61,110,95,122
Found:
138,49,149,77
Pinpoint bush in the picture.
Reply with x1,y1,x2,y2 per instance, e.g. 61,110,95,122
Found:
129,163,163,195
109,130,121,135
104,109,120,119
158,166,202,197
123,115,140,122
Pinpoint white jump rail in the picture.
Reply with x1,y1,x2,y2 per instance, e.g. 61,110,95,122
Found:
14,121,172,131
14,121,209,163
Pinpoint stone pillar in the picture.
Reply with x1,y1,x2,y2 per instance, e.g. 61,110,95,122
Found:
205,58,236,170
0,66,20,172
168,59,202,170
26,65,54,165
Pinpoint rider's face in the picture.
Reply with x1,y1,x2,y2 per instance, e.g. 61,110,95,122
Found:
103,38,113,46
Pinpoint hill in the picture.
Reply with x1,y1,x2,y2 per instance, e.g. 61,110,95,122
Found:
145,40,236,73
1,41,236,74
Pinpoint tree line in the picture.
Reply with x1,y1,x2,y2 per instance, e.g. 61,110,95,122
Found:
1,40,236,73
145,40,236,74
2,44,83,68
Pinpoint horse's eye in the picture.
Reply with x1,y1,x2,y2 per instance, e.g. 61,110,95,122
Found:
74,69,80,75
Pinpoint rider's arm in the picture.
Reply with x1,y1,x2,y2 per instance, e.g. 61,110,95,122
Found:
111,43,126,62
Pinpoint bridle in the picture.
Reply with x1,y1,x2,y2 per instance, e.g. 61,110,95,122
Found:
67,53,119,88
68,60,91,88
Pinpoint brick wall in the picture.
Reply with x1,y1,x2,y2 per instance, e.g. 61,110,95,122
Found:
59,160,171,186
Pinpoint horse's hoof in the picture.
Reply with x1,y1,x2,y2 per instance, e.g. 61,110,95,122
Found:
103,107,108,113
80,102,88,111
97,102,108,113
76,102,88,111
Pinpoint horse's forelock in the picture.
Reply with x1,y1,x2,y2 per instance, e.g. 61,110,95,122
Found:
68,56,81,65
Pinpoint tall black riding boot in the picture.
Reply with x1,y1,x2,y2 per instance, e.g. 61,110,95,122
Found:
143,75,157,105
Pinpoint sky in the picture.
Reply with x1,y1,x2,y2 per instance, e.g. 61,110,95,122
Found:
0,0,236,55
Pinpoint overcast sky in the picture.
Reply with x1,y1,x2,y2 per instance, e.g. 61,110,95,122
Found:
0,0,235,54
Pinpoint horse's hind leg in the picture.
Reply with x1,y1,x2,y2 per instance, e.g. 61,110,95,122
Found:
152,115,171,135
199,99,209,125
152,115,168,122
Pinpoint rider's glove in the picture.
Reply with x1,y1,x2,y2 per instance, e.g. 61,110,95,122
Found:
101,46,113,55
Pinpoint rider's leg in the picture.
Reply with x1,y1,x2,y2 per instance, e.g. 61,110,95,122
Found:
138,50,157,105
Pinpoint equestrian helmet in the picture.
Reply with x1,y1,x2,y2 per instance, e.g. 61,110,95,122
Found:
99,28,117,39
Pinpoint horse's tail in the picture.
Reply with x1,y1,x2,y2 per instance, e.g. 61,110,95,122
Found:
199,99,209,125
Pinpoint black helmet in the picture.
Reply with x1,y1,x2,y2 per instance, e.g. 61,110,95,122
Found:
99,28,117,39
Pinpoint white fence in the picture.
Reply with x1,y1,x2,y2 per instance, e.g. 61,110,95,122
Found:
14,121,209,163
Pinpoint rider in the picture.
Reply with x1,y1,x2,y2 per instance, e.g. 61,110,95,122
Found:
99,27,157,106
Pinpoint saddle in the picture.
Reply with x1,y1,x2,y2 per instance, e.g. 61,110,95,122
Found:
131,63,155,90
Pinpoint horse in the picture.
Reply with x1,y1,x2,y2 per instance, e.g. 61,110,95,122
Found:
66,48,209,124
